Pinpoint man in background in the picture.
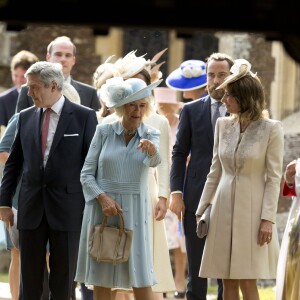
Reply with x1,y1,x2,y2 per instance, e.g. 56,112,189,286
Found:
16,36,100,113
0,50,38,138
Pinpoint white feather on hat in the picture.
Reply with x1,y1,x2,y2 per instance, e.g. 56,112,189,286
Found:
114,50,147,79
93,55,118,90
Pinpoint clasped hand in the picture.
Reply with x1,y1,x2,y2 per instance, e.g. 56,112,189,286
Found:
0,207,14,228
97,193,122,217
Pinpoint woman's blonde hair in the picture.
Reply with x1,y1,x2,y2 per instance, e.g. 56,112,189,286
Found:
114,95,155,121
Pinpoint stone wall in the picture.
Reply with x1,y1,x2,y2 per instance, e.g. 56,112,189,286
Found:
0,24,101,90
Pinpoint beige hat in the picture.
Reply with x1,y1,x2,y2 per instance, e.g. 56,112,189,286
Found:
217,58,257,90
114,50,147,79
93,55,117,90
62,82,80,104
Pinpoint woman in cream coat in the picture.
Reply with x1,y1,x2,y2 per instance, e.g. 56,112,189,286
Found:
196,59,284,300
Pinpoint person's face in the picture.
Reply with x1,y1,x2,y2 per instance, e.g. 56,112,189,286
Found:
207,60,231,100
122,99,147,128
46,41,75,78
12,66,27,89
183,87,207,101
221,90,239,114
26,74,55,108
157,103,179,116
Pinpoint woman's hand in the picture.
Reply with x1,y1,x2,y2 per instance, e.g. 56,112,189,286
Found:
154,197,167,221
257,219,273,246
0,207,14,228
97,193,122,216
169,193,185,221
284,159,298,186
137,139,156,157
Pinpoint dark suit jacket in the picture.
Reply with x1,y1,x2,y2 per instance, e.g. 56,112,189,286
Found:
0,98,98,231
16,78,101,113
170,96,214,213
0,87,19,126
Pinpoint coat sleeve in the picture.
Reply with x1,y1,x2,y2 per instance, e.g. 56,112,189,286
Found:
261,121,284,223
196,118,222,216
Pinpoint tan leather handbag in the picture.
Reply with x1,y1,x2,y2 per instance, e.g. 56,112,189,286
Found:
88,211,133,264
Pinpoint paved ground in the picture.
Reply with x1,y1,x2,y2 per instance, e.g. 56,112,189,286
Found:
0,282,83,300
0,282,219,300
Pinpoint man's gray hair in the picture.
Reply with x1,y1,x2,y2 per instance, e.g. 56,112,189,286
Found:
25,61,64,91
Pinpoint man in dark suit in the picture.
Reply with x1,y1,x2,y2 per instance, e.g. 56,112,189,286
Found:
16,35,100,113
0,61,98,300
0,50,38,138
169,53,234,300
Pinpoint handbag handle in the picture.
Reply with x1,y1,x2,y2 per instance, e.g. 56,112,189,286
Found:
100,211,125,234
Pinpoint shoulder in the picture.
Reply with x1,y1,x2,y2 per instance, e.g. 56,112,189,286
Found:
66,98,95,113
140,123,160,139
71,79,97,92
101,113,118,124
0,87,16,99
263,118,283,134
145,113,169,128
182,95,210,111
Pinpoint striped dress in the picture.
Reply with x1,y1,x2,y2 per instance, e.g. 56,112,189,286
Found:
75,121,161,288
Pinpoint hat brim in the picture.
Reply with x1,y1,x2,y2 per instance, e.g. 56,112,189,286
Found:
166,68,207,91
108,79,163,108
216,72,244,90
217,59,256,90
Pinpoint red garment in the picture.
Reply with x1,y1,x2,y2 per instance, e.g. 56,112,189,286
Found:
282,181,296,196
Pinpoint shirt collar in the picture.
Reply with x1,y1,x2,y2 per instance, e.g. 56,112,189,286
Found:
211,97,224,106
43,95,65,115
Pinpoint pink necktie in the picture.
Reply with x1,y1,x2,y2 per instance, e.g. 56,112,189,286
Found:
41,108,51,156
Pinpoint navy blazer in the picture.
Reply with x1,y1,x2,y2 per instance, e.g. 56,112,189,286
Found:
16,78,101,113
0,98,98,231
170,96,214,213
0,87,19,126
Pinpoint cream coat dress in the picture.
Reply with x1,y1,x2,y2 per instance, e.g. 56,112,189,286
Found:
102,112,176,292
196,116,284,279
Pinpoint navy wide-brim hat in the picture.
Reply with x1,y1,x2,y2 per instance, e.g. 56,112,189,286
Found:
166,59,207,91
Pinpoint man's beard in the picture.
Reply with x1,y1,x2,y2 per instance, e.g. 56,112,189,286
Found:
208,86,225,100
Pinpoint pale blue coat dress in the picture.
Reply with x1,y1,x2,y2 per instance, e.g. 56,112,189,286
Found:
75,121,161,288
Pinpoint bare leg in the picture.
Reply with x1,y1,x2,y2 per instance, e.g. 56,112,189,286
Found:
9,247,20,300
133,287,155,300
239,279,260,300
93,286,112,300
153,292,164,300
223,279,240,300
173,247,187,292
112,290,132,300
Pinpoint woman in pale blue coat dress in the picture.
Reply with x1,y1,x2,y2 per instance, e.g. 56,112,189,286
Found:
75,77,163,300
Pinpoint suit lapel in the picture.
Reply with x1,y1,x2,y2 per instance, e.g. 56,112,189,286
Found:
48,99,73,158
34,108,43,157
202,97,214,146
